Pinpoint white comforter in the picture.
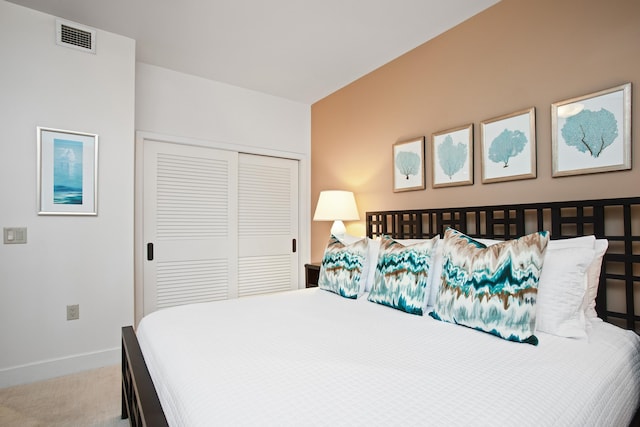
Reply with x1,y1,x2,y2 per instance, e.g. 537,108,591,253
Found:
137,288,640,426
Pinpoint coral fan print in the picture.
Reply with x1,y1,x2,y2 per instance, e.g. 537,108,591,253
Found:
393,137,425,192
480,107,536,183
432,124,473,188
552,83,631,177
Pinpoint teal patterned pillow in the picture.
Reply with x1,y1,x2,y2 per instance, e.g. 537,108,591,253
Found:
368,236,438,315
430,228,549,345
318,235,369,299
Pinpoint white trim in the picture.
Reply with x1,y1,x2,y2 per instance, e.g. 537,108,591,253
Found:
0,347,119,388
136,131,305,161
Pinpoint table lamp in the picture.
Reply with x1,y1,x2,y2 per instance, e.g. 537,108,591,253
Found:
313,190,359,237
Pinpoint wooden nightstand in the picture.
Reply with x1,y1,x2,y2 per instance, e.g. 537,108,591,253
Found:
304,263,321,288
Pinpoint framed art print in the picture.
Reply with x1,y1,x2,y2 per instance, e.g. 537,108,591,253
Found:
480,107,536,184
393,137,425,192
37,127,98,215
431,124,473,188
551,83,631,177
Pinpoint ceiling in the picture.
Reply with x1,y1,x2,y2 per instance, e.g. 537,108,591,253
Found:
8,0,499,104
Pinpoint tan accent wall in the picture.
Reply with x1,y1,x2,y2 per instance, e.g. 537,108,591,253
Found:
310,0,640,260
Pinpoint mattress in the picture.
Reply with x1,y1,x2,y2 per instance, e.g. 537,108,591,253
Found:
137,288,640,426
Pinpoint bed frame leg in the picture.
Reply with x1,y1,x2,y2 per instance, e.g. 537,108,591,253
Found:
121,325,168,427
121,346,128,420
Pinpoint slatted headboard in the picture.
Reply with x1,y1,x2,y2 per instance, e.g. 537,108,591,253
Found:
366,197,640,333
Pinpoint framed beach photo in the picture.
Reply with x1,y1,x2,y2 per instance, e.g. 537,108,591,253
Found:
551,83,631,177
393,137,425,192
37,127,98,215
431,124,473,188
480,107,536,184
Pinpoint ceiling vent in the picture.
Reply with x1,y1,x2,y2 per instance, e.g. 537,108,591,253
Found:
56,19,96,54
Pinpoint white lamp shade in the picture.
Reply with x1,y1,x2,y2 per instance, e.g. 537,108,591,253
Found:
313,190,360,221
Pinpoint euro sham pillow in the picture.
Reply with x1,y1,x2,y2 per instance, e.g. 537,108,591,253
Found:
364,238,382,292
318,235,369,298
538,236,607,322
584,239,608,319
425,239,444,308
535,246,594,338
430,228,550,345
368,236,438,315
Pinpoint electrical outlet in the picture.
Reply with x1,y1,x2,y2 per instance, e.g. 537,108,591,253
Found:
67,304,79,321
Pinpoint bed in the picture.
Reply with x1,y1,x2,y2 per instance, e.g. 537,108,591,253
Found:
122,197,640,427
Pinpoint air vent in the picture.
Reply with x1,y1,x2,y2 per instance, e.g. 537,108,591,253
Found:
56,19,96,54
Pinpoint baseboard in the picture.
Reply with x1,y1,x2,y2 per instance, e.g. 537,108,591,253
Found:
0,347,120,388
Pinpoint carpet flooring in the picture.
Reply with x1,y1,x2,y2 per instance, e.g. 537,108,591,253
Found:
0,364,129,427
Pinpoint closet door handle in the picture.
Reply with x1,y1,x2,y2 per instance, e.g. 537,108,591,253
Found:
147,243,154,261
292,239,297,253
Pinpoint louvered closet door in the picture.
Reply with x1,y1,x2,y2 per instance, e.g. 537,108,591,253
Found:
238,153,298,296
143,140,238,315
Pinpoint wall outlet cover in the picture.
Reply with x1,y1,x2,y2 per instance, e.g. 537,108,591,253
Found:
67,304,79,321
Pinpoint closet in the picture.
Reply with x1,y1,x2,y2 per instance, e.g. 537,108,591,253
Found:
140,138,299,316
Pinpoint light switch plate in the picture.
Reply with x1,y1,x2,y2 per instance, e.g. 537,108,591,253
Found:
3,227,27,244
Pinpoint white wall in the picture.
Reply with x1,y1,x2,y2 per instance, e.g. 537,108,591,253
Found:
135,64,312,321
0,1,310,387
136,63,311,156
0,1,135,387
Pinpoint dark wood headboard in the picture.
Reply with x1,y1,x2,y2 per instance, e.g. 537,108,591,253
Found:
366,197,640,333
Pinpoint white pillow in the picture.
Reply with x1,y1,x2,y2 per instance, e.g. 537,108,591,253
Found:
541,236,607,321
536,246,594,338
339,234,365,245
425,239,444,308
583,239,608,319
364,238,381,292
547,235,595,250
477,235,595,250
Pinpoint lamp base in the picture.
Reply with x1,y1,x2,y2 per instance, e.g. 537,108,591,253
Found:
330,220,346,237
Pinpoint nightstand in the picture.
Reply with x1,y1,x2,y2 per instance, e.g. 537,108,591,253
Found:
304,263,321,288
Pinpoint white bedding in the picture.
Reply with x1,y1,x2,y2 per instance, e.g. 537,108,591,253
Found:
137,288,640,427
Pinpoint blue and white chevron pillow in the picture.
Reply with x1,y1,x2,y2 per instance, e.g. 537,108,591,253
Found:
368,235,438,315
430,228,549,345
318,235,369,299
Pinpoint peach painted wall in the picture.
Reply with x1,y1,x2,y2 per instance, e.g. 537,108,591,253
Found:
310,0,640,261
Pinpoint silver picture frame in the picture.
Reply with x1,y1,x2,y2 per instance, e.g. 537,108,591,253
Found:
393,136,425,192
551,83,631,177
480,107,536,184
37,126,98,215
431,123,473,188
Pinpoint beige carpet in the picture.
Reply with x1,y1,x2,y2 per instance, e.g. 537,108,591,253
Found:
0,364,129,427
